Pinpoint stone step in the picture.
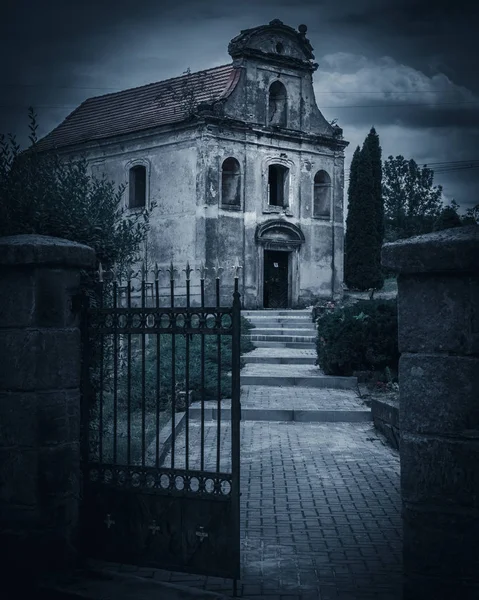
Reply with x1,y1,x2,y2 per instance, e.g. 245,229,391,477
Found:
251,328,316,336
243,355,317,365
245,320,315,328
242,310,312,317
251,341,316,349
189,406,370,423
240,374,358,390
247,334,316,343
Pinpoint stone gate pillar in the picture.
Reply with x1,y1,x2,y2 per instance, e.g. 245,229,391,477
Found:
0,235,95,588
382,226,479,599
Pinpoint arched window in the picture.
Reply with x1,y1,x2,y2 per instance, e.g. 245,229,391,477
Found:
268,164,289,207
268,81,287,127
313,170,331,218
221,158,241,207
129,165,146,209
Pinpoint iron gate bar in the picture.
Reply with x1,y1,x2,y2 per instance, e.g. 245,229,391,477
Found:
141,277,146,468
216,275,221,474
200,276,205,472
113,280,118,464
185,263,191,471
169,263,176,470
127,279,132,466
155,276,161,468
98,279,104,464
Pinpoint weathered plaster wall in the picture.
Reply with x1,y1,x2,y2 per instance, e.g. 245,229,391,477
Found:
197,122,343,307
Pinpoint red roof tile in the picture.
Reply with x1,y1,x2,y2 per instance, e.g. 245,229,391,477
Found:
36,64,240,152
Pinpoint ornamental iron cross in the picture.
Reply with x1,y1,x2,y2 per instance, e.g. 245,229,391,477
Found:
148,520,161,535
104,513,115,529
195,526,208,542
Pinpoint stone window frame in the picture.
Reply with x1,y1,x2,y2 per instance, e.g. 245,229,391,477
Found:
262,156,295,216
312,169,332,220
220,156,242,212
266,79,288,128
125,158,151,212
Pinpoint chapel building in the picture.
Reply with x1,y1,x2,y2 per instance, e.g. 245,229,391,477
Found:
37,19,349,308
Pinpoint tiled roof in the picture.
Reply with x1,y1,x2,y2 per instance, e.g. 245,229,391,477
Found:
36,64,241,152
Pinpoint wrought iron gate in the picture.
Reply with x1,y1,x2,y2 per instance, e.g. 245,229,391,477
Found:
80,261,241,589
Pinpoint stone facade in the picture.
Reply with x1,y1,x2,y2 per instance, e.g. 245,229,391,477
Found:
37,20,348,308
0,235,95,590
382,225,479,600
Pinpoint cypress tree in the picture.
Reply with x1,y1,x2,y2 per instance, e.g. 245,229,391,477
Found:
344,141,384,290
344,146,361,289
364,127,384,244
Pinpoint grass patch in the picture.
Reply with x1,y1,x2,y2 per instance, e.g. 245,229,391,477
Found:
89,315,254,464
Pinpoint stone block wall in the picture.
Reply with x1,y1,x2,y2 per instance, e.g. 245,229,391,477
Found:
382,226,479,600
0,235,95,588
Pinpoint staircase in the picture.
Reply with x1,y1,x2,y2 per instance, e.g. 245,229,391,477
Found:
242,309,316,349
241,309,357,390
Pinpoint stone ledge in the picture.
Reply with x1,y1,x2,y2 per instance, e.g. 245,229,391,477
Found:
371,396,400,451
0,234,95,268
382,225,479,274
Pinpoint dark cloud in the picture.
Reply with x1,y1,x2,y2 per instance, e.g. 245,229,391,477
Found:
1,0,477,210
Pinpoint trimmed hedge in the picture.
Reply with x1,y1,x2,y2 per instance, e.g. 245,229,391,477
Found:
316,300,399,376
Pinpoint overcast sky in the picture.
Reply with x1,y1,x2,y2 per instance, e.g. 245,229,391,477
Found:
1,0,478,211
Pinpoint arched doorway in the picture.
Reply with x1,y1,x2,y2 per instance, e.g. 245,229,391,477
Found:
255,220,305,308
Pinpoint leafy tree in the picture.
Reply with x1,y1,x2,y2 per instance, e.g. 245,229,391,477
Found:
462,203,479,225
344,131,384,291
0,109,153,276
383,155,443,241
434,199,462,231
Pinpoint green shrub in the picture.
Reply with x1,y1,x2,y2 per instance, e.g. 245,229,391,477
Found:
316,299,399,376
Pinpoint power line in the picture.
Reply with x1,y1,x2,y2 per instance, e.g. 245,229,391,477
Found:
346,159,479,171
0,82,473,95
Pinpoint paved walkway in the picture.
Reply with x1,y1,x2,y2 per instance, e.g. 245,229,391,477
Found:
86,309,402,599
241,386,369,412
95,413,402,599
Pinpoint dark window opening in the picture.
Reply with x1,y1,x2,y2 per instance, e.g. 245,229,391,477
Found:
275,42,284,54
268,80,287,127
313,170,331,218
221,157,241,207
268,164,289,207
129,165,146,209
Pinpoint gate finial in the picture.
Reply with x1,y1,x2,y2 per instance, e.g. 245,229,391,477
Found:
97,262,104,283
213,258,223,280
183,261,193,281
166,261,177,282
111,263,119,284
153,262,161,281
197,261,207,280
232,257,243,279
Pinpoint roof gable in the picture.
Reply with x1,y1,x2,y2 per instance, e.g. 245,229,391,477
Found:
36,64,240,152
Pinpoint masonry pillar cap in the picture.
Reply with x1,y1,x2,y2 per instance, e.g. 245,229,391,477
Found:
381,225,479,274
0,234,96,268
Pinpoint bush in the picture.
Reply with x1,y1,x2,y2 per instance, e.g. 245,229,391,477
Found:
316,299,399,376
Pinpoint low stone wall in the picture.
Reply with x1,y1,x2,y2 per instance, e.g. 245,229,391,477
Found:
371,396,400,451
